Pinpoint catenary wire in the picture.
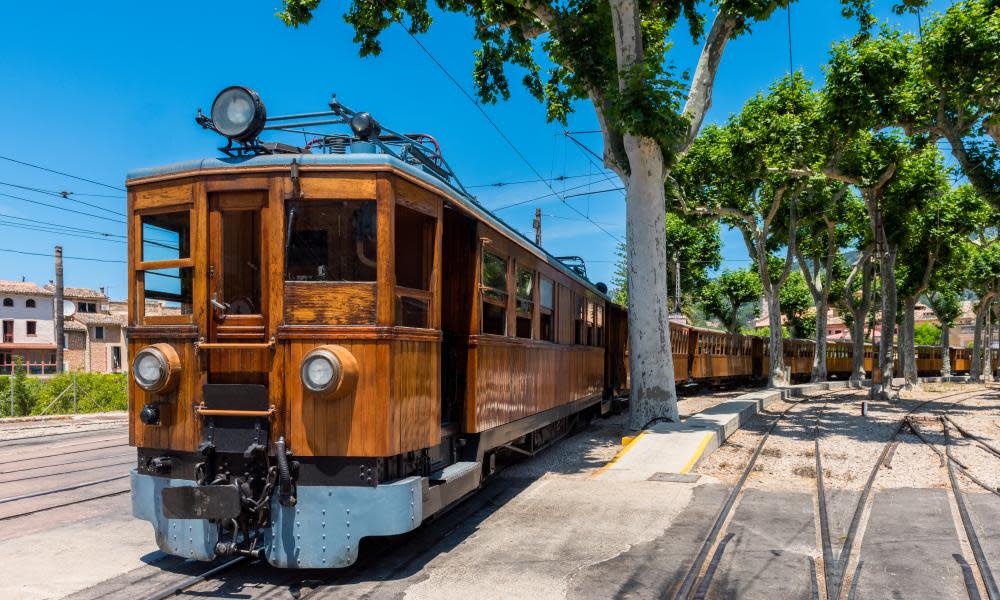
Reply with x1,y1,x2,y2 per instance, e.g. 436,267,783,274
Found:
0,154,125,192
0,191,127,225
0,247,126,263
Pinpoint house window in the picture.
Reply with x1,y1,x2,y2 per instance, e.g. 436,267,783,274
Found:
25,299,35,308
63,334,68,349
481,251,508,336
78,302,97,313
515,266,533,339
2,298,11,307
539,277,555,342
26,321,36,336
111,347,122,371
95,326,105,340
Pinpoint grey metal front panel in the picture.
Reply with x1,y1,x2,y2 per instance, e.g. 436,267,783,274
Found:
130,470,220,561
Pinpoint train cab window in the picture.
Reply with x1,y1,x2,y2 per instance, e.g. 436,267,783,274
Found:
539,277,554,342
586,300,597,346
141,211,191,262
575,296,586,345
515,266,533,339
285,200,377,281
394,204,435,328
143,268,194,315
481,252,507,335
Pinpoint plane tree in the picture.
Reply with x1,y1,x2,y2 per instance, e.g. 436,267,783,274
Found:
278,0,929,418
967,241,1000,380
791,179,863,381
699,268,762,336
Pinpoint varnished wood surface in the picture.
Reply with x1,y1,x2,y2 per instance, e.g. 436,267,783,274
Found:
284,282,377,324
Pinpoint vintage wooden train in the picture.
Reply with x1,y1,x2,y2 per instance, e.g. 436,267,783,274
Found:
667,322,976,384
126,87,974,569
126,87,630,568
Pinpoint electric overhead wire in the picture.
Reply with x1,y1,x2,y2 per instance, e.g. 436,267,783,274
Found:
0,154,125,192
0,222,126,244
0,191,126,225
0,213,126,239
0,180,124,216
391,20,622,243
466,172,614,188
0,247,126,263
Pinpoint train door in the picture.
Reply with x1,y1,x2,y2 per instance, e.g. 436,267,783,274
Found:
206,191,269,384
440,207,477,427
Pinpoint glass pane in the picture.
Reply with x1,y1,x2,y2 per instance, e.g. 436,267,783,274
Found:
144,268,193,315
395,204,435,290
142,212,190,262
516,315,532,339
286,201,377,282
482,302,506,335
540,278,554,310
222,210,261,314
396,296,429,328
482,252,506,290
516,268,533,300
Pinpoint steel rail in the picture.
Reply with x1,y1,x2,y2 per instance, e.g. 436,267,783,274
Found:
944,415,1000,460
945,417,1000,600
0,441,128,466
141,557,248,600
671,387,854,600
0,459,134,484
0,474,128,504
0,489,129,522
0,451,133,475
0,426,128,444
0,419,126,433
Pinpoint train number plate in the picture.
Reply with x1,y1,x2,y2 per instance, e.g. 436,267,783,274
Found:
162,485,241,520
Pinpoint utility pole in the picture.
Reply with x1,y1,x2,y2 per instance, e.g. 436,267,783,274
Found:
54,245,64,374
673,252,681,313
533,208,542,247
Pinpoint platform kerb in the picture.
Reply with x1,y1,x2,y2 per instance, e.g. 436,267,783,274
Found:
597,381,849,483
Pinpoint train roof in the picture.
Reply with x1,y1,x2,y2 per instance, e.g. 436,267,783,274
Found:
127,153,613,302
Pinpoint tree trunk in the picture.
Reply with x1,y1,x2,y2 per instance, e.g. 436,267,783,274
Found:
940,321,951,377
850,313,867,384
901,296,919,389
765,288,786,386
609,0,679,429
971,297,992,381
875,242,898,400
812,297,828,382
984,309,994,382
623,135,678,428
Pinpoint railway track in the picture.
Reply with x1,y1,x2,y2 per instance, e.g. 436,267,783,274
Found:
672,385,1000,600
0,423,132,523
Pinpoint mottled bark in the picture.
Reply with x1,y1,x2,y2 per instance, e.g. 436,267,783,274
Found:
940,322,951,377
901,296,919,389
610,0,678,428
971,295,993,381
845,249,875,385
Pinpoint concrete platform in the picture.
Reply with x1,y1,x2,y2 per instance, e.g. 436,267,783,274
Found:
597,381,851,482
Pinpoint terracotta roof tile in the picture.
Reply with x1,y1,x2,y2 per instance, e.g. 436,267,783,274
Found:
43,284,106,300
0,280,53,296
71,313,125,326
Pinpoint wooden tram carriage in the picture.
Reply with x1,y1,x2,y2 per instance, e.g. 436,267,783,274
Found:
126,88,629,569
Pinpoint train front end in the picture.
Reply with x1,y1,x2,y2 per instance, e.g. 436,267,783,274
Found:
126,87,454,567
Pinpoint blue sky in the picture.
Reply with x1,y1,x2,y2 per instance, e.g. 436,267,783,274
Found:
0,1,946,298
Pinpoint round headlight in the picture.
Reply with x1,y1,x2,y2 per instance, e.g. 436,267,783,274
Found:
301,349,342,392
210,86,267,142
132,344,180,394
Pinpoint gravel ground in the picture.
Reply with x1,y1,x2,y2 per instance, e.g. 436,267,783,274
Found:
697,383,1000,494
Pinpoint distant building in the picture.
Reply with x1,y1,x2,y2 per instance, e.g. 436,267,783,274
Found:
0,280,126,375
45,285,126,374
0,280,57,375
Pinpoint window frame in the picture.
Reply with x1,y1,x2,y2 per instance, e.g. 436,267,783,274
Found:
393,198,438,329
26,321,36,336
480,249,509,336
135,205,196,325
25,299,35,308
95,326,105,340
514,264,534,339
2,298,11,307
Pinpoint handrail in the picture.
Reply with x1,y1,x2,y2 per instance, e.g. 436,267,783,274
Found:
194,337,275,351
195,405,275,417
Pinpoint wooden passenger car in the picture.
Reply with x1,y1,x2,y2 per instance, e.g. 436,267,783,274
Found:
126,153,624,569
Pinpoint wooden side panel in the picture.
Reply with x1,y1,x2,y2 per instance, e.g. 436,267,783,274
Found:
286,339,394,457
284,282,376,324
128,339,202,452
392,338,441,450
466,338,604,433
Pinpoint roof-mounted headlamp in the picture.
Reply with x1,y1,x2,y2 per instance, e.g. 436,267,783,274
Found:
209,86,267,143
